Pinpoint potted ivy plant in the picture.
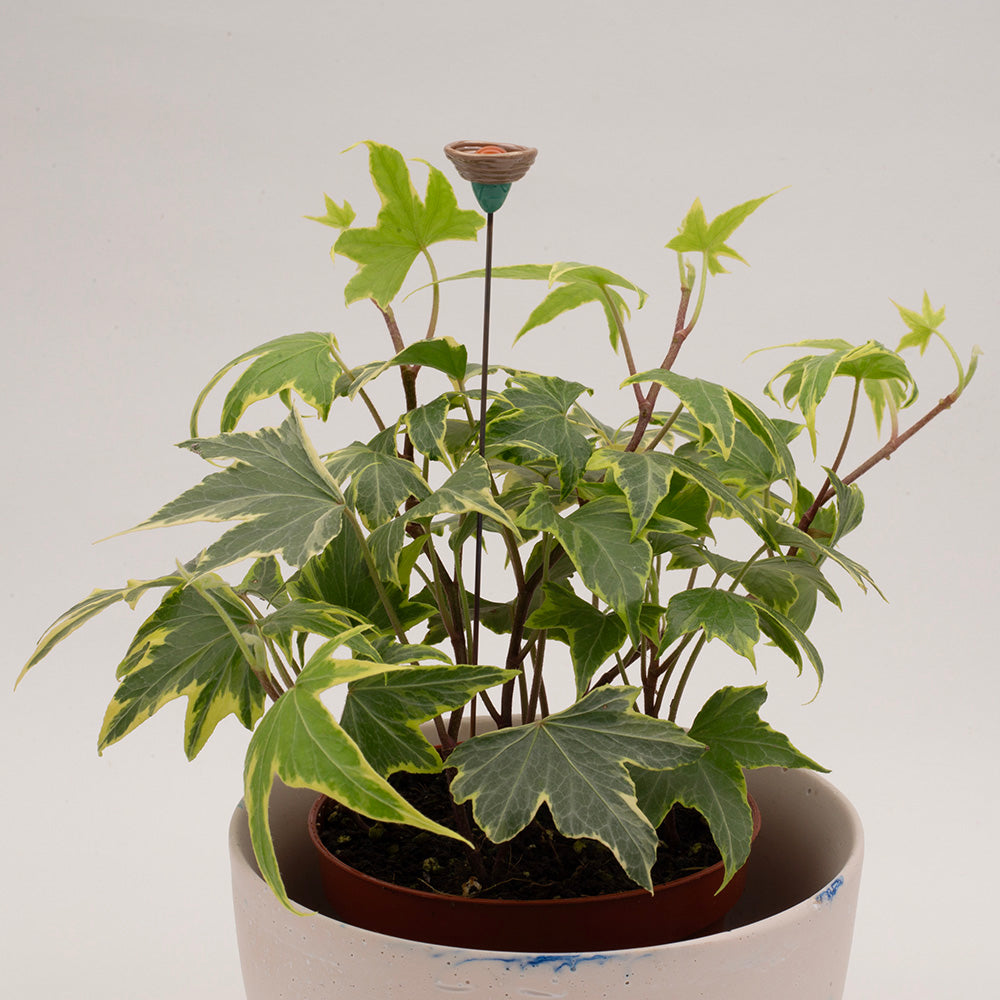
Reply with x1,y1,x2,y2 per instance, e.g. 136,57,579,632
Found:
19,141,978,999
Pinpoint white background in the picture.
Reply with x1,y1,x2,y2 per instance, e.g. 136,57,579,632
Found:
3,1,997,996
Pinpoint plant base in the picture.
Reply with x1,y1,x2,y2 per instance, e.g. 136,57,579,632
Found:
230,767,863,999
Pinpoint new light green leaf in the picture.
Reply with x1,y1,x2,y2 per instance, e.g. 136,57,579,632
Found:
305,194,356,230
243,653,469,910
662,588,760,664
448,686,705,891
190,332,343,436
134,411,346,572
525,583,628,696
341,663,517,776
100,579,267,759
624,370,736,459
894,291,946,355
520,490,652,643
334,142,483,307
666,192,776,274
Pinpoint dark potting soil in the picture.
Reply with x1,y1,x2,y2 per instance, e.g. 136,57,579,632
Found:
316,770,722,901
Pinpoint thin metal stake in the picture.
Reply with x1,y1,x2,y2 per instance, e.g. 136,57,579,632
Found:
471,211,494,677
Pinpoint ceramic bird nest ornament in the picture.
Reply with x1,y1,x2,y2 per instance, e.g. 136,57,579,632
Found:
444,140,538,211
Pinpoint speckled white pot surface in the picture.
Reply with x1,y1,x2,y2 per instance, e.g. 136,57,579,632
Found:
230,766,863,999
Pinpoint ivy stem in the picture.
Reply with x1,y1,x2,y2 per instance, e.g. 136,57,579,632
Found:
329,343,386,432
795,388,959,542
421,249,441,340
667,632,708,723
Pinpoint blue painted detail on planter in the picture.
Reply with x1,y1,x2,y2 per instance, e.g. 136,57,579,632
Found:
450,953,626,973
815,874,844,905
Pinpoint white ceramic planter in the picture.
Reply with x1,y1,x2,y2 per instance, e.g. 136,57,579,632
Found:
229,766,864,999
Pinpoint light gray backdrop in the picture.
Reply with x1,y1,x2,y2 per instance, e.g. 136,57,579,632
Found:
3,1,996,996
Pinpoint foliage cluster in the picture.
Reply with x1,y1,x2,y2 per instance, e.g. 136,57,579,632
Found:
20,142,979,907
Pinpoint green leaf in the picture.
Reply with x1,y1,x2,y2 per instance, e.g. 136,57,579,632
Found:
488,373,594,498
289,525,433,635
727,390,800,510
190,332,343,436
325,439,430,529
666,192,776,275
392,337,469,381
625,370,736,459
366,453,520,585
824,467,865,547
99,580,267,759
633,685,824,886
662,453,777,547
662,588,760,664
750,601,826,689
134,411,345,572
243,653,469,910
525,583,628,696
448,687,705,891
305,194,356,230
17,573,184,684
341,663,517,776
520,490,652,643
334,142,483,307
258,598,368,640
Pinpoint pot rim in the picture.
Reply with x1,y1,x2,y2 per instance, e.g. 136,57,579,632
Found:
307,789,762,909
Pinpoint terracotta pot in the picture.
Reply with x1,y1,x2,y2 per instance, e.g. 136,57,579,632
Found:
307,791,762,950
230,766,864,999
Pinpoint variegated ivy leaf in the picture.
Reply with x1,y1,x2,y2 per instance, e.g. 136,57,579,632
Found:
431,261,647,350
624,370,736,459
243,652,470,911
134,411,345,573
289,524,433,635
100,578,267,759
487,373,594,499
727,390,800,511
341,663,517,776
525,582,628,697
334,142,484,308
520,489,651,644
587,449,676,540
661,588,761,665
762,339,918,451
750,600,825,689
403,395,453,465
662,453,778,548
343,337,470,399
633,685,826,886
823,467,865,548
190,332,343,436
665,192,776,275
17,572,185,684
325,433,431,529
368,453,521,585
765,514,881,596
449,686,705,891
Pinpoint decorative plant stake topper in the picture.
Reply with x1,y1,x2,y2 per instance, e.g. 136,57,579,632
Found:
443,140,538,689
